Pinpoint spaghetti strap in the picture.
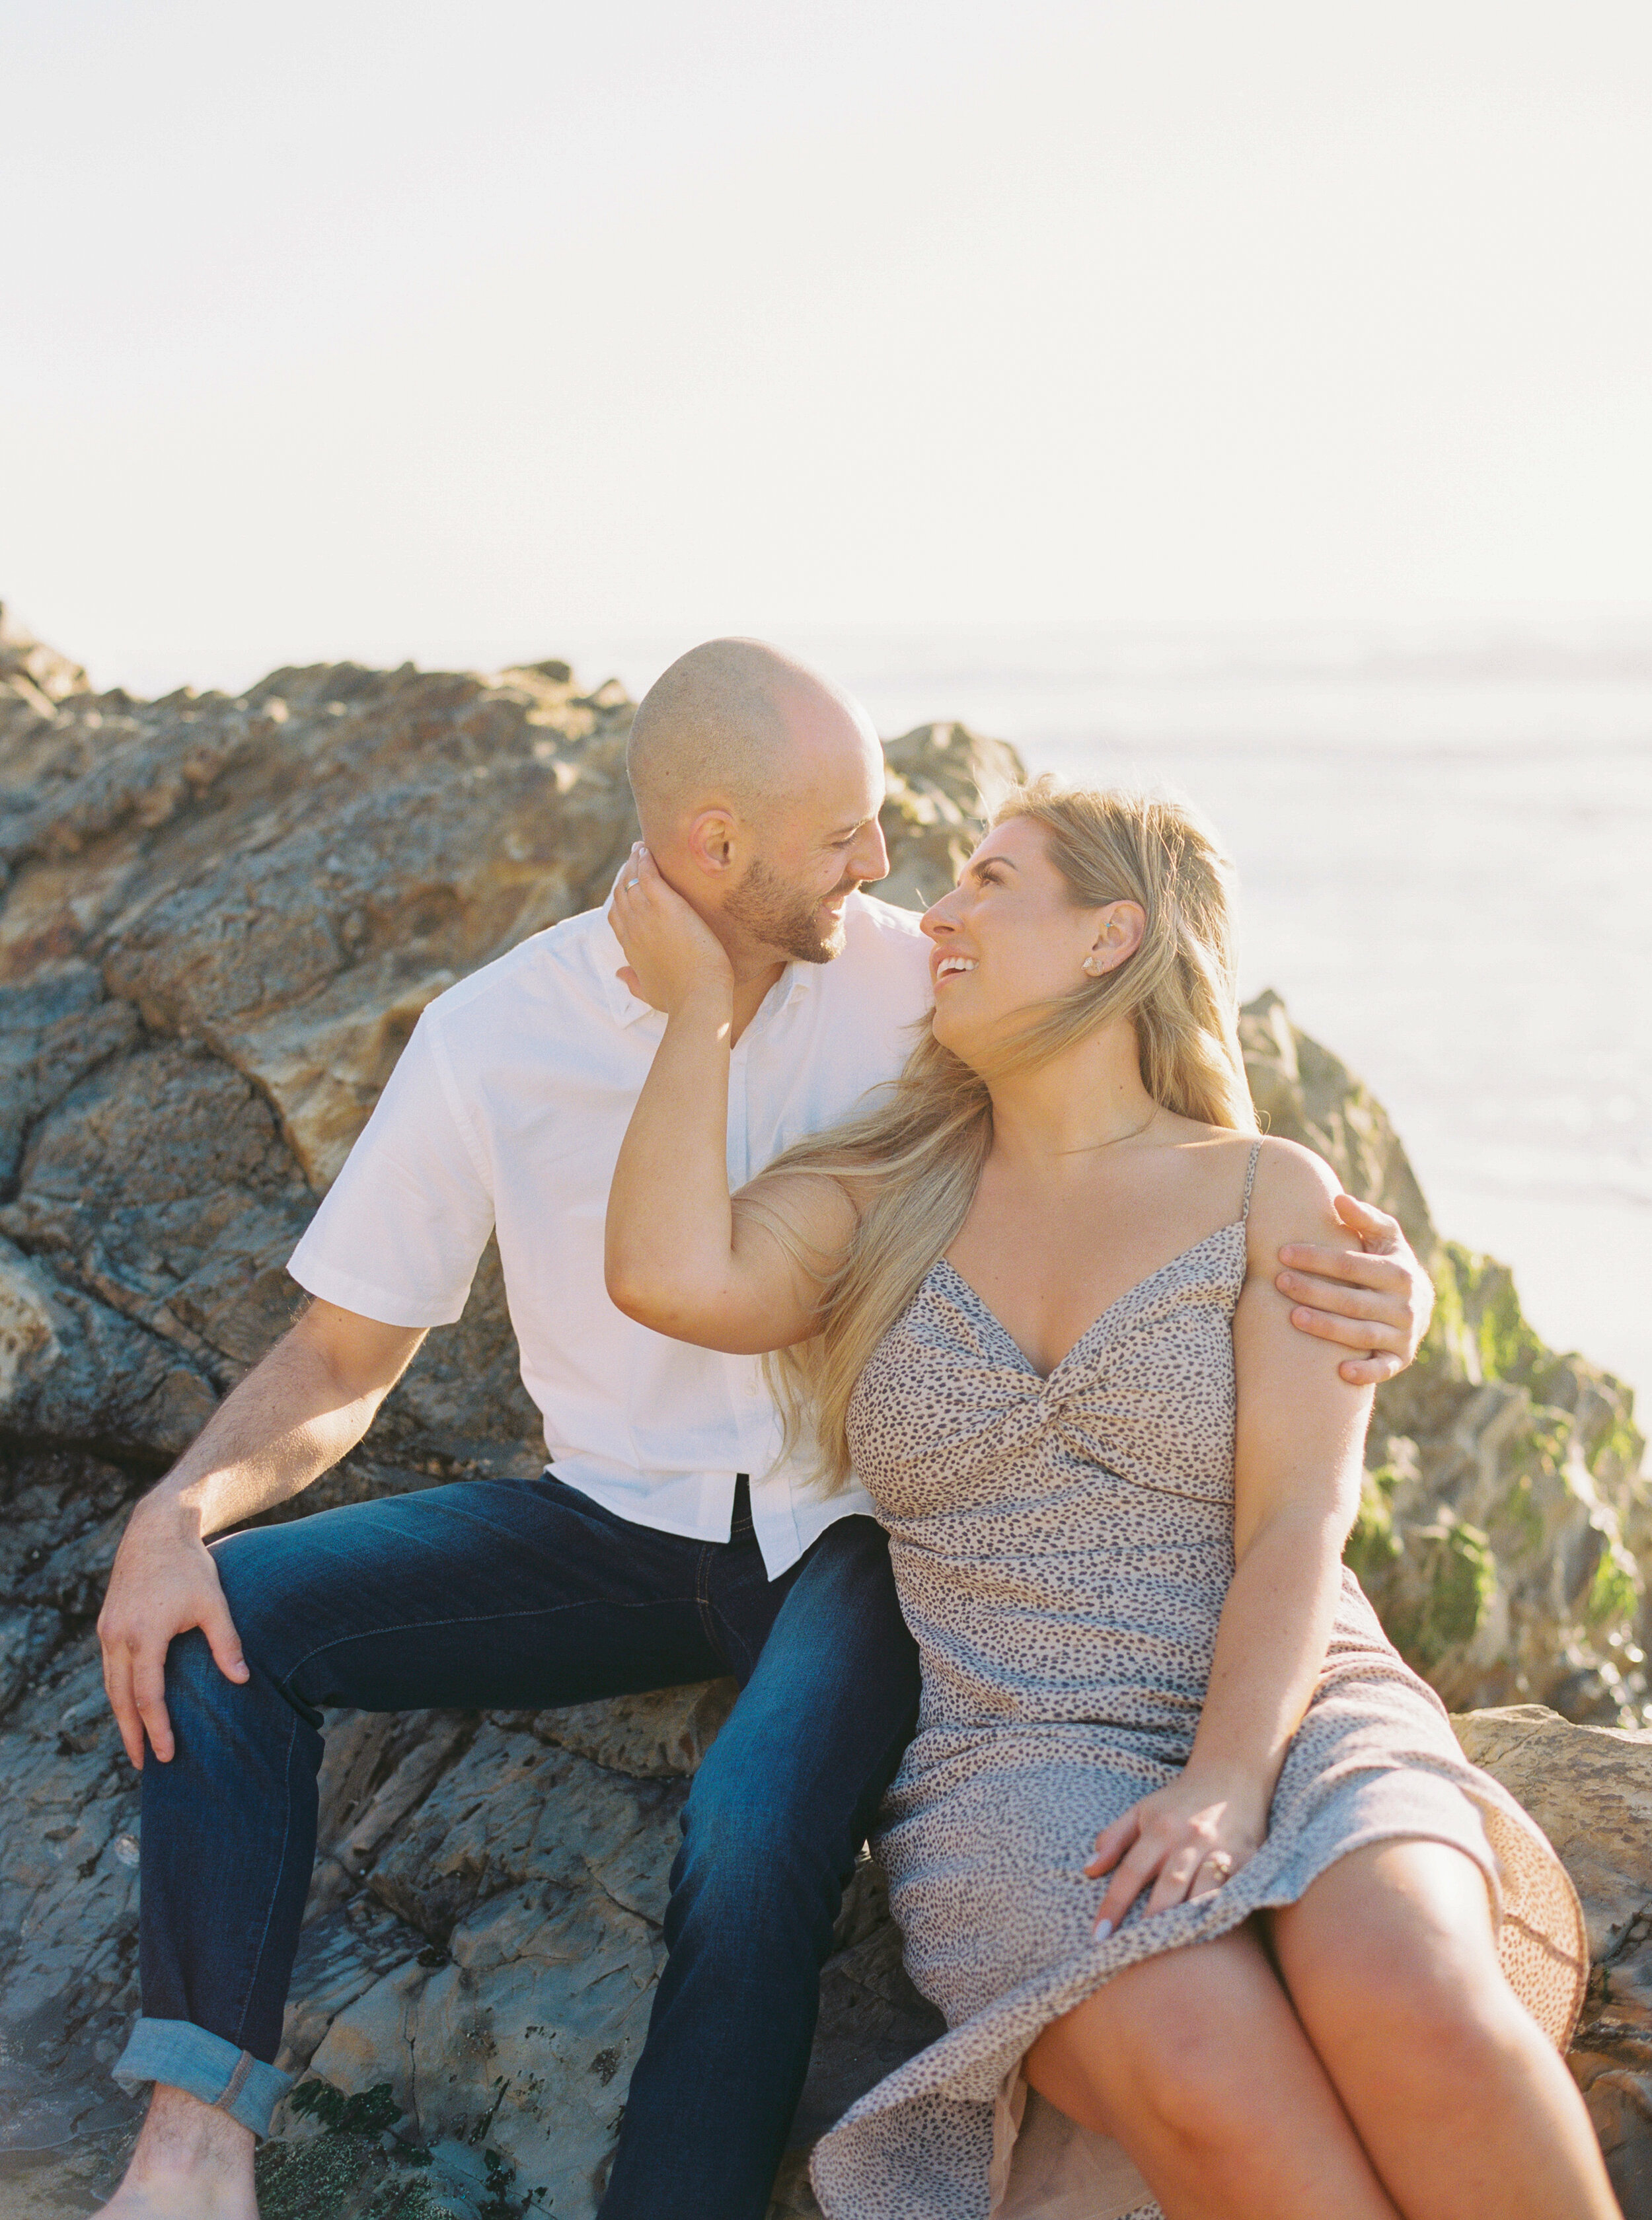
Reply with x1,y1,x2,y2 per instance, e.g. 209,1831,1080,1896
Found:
1240,1138,1263,1222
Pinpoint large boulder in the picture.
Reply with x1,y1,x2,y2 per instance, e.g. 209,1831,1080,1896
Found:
1,618,1647,2213
0,630,980,2215
1455,1705,1652,2215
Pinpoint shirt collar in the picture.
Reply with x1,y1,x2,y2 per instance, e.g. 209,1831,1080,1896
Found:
782,959,821,1009
593,907,825,1031
595,910,661,1029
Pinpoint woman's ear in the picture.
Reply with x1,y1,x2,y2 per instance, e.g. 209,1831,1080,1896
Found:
1086,899,1146,976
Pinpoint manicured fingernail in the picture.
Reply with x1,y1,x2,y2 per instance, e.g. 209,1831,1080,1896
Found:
1094,1916,1113,1940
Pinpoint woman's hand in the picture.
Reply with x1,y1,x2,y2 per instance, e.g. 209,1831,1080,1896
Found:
609,844,735,1018
1085,1767,1267,1937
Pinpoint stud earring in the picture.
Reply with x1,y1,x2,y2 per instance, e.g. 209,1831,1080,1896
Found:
1082,954,1102,976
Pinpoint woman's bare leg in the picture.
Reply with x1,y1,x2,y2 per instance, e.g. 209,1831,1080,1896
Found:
1269,1839,1619,2220
1023,1925,1401,2220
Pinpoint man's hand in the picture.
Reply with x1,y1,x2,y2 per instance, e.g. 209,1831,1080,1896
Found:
98,1497,248,1767
93,1300,428,1767
1277,1193,1435,1387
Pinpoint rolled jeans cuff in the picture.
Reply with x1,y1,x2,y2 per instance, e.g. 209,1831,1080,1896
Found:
114,2016,293,2139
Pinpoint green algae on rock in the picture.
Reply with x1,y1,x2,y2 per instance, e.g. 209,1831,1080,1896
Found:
1240,992,1647,1726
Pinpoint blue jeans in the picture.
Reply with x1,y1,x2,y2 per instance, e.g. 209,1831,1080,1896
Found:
114,1474,920,2220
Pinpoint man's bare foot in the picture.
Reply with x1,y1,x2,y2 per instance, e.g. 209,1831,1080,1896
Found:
96,2083,258,2219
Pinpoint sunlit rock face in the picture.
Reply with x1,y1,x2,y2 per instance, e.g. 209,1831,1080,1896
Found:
1,612,1648,2215
1243,988,1647,1728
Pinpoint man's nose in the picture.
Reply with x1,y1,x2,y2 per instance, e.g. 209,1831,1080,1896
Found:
853,817,891,885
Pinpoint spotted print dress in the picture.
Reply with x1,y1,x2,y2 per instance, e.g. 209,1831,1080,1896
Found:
810,1142,1587,2220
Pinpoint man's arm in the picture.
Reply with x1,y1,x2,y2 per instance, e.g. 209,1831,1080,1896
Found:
1277,1193,1435,1386
96,1298,425,1770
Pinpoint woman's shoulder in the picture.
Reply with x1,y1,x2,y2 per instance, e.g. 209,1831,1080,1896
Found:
1244,1134,1347,1247
1171,1125,1343,1236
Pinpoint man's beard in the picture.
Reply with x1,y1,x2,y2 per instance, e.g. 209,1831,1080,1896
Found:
724,857,860,965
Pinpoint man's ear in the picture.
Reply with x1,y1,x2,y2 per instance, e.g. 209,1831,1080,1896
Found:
683,806,739,879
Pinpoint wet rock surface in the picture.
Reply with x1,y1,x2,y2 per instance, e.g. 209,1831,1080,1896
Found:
1,611,1649,2213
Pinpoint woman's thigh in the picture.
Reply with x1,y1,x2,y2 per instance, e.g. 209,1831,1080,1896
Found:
1024,1926,1401,2219
1268,1839,1620,2219
1024,1927,1279,2138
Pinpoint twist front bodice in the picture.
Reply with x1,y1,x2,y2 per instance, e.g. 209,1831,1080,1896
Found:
846,1222,1249,1742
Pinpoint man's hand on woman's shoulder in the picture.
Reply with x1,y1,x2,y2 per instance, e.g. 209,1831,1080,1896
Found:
1273,1181,1434,1389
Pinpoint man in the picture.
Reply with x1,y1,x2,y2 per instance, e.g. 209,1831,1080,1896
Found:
94,640,1431,2220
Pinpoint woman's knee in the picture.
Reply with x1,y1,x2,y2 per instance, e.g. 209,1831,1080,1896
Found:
1325,1937,1524,2087
1278,1842,1519,2079
1124,2003,1280,2155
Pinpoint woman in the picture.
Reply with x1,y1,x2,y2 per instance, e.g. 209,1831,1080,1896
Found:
603,779,1611,2220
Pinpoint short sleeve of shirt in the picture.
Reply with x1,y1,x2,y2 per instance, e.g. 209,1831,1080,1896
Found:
286,1007,495,1328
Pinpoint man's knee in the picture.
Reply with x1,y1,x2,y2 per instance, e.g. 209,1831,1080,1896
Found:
163,1623,226,1711
678,1763,823,1886
671,1750,856,1956
206,1524,315,1682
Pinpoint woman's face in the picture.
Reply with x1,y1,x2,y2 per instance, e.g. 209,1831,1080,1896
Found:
920,817,1142,1062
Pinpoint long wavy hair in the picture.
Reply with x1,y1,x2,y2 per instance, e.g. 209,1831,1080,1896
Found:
745,778,1257,1489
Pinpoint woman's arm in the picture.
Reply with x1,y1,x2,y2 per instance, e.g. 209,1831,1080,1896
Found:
1087,1138,1374,1932
604,848,858,1352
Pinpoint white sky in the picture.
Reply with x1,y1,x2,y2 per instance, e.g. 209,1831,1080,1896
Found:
5,0,1652,692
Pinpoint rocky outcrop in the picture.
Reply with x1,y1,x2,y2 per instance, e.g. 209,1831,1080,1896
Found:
1,612,1648,2215
1243,992,1647,1726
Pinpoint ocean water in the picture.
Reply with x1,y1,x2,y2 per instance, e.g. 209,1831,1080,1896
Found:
585,619,1652,1409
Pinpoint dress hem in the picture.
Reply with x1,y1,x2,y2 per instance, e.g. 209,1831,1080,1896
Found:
812,1791,1585,2220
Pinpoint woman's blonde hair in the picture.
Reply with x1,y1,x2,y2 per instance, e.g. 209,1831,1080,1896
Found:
751,777,1256,1489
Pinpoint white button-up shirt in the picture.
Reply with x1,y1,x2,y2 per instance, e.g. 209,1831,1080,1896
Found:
287,893,933,1574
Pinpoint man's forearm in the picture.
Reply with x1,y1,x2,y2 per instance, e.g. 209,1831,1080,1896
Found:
139,1330,393,1539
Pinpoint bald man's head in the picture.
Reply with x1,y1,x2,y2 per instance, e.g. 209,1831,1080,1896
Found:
626,640,858,836
624,639,889,966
